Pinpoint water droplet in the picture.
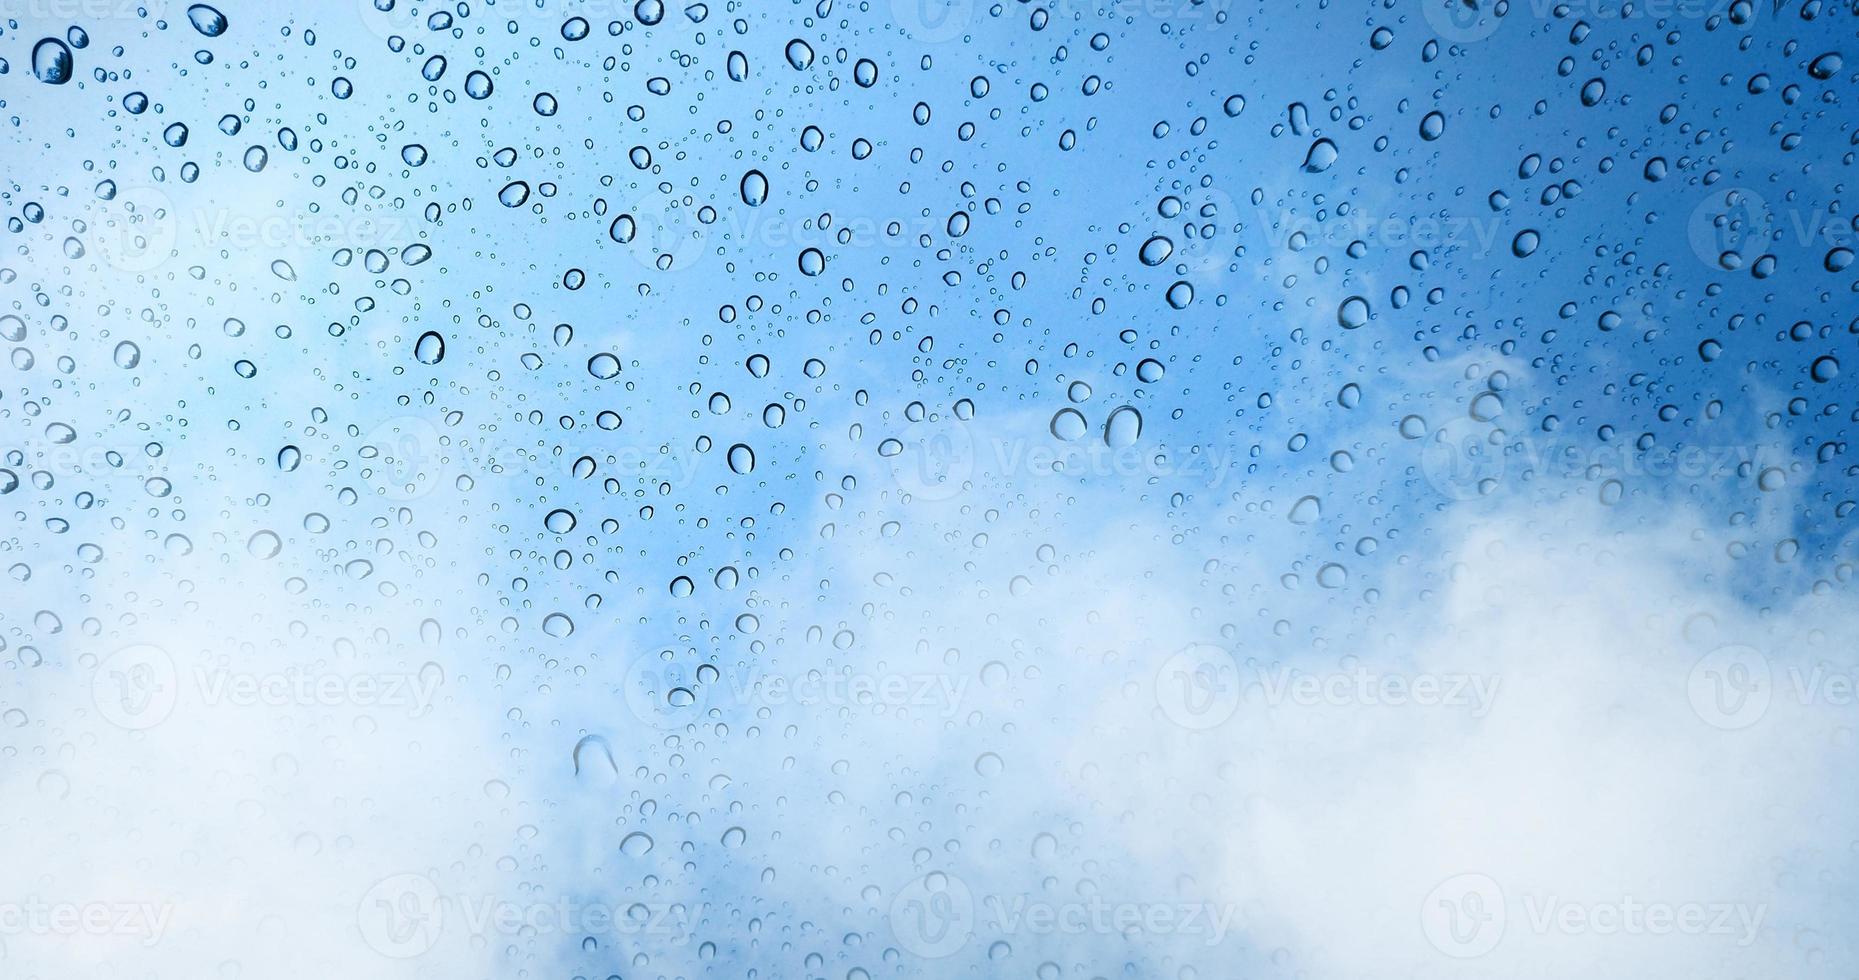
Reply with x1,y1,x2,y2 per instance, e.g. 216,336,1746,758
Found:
1139,236,1174,266
1302,138,1338,173
32,38,73,84
785,38,815,70
1103,406,1142,448
727,443,756,474
1049,408,1087,441
186,4,228,37
247,530,282,559
1469,391,1504,421
1338,296,1370,329
573,735,617,777
414,331,445,364
740,169,768,206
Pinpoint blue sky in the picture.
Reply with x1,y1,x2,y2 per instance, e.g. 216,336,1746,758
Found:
2,0,1857,977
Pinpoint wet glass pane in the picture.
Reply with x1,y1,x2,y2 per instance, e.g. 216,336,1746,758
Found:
1,2,1856,977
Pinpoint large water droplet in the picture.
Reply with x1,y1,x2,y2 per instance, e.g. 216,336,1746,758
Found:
785,38,815,70
186,4,228,37
740,169,768,206
1302,138,1338,173
573,735,617,778
32,38,73,85
1338,296,1370,329
1050,408,1087,441
1103,406,1142,448
727,443,756,474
